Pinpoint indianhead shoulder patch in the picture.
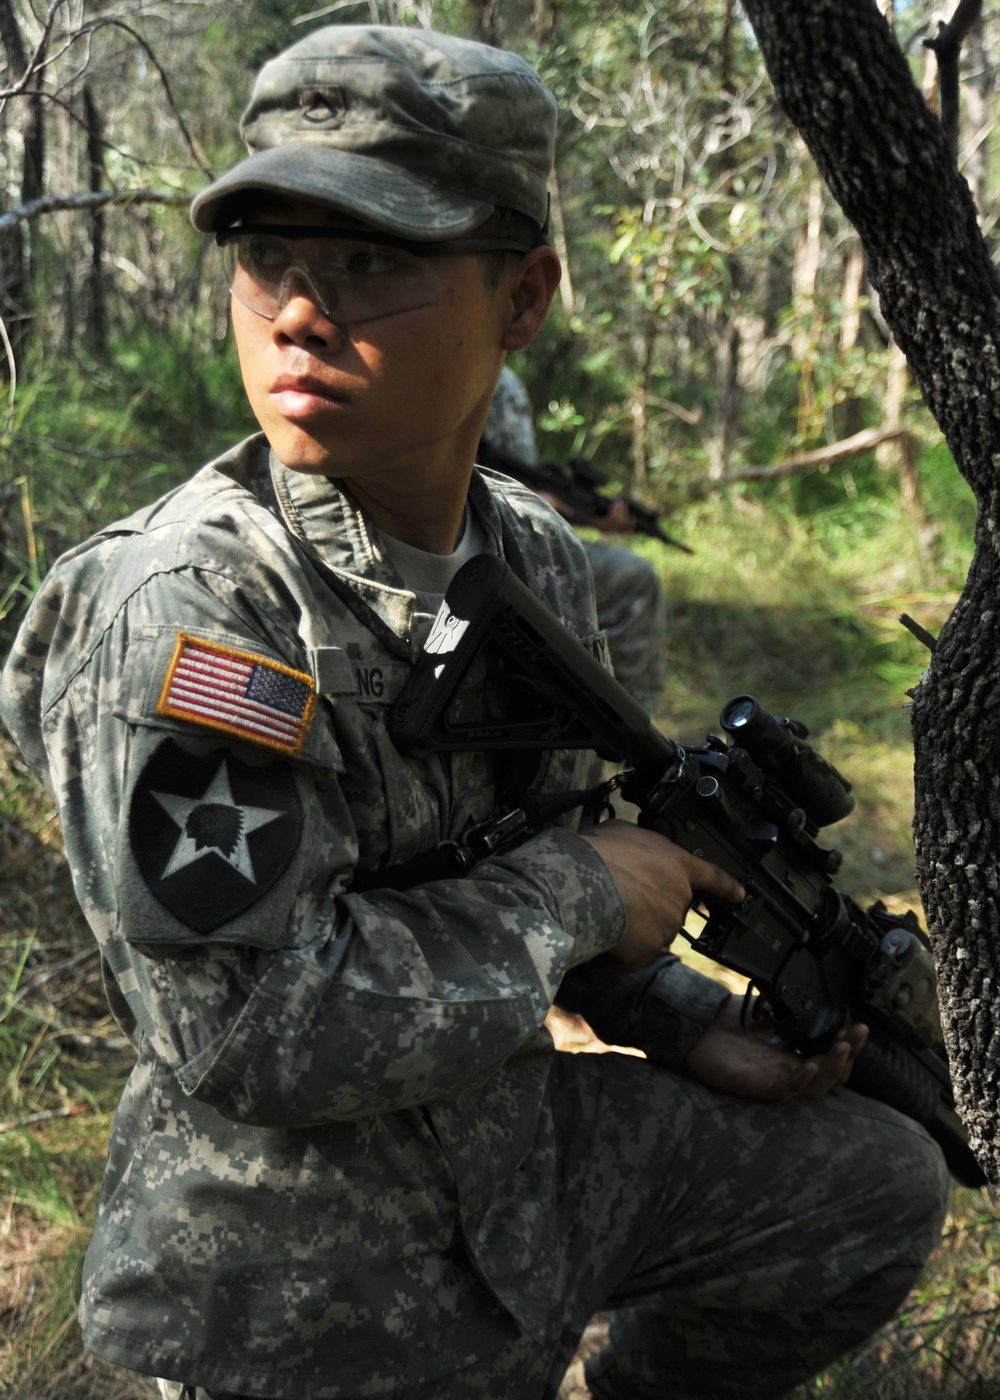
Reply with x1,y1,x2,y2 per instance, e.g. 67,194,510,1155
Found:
130,739,303,932
158,633,315,754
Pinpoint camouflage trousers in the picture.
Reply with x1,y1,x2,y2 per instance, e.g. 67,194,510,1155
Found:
584,543,666,712
154,1048,948,1400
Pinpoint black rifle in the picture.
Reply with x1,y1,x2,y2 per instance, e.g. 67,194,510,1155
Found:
477,437,693,554
386,552,985,1188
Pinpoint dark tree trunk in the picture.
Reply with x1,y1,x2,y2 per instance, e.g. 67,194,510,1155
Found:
0,0,45,369
83,85,107,357
471,0,499,47
720,0,736,94
739,0,1000,1187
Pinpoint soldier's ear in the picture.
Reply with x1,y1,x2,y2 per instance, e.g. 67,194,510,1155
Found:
500,247,561,352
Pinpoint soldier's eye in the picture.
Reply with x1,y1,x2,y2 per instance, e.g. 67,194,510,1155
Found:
239,234,292,274
333,242,422,277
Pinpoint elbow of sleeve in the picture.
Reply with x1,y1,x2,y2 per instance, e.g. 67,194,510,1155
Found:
173,990,539,1126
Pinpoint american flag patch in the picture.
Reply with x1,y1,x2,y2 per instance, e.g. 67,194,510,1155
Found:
157,634,315,755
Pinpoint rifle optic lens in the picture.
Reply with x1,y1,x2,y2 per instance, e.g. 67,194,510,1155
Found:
723,697,757,729
720,695,769,742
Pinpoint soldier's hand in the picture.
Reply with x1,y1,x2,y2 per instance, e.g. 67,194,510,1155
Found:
589,498,635,534
682,994,869,1102
579,820,744,971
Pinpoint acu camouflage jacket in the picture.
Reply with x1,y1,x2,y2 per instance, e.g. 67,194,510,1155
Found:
0,435,726,1397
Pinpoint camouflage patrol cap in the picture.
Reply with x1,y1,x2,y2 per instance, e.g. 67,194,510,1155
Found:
191,26,557,239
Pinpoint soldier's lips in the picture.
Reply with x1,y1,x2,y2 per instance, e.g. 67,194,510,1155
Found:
270,378,348,418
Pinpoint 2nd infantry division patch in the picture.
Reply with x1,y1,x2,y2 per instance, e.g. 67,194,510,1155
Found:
130,738,303,932
158,633,315,754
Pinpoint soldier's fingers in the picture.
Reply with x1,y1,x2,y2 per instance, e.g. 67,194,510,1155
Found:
795,1041,857,1098
685,853,745,906
838,1024,870,1083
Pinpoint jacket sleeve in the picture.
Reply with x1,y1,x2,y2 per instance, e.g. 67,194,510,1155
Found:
7,562,627,1129
556,952,731,1071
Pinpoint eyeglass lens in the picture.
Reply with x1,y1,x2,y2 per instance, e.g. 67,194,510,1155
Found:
222,232,447,326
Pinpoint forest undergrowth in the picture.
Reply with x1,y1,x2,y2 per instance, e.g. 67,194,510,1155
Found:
2,430,998,1398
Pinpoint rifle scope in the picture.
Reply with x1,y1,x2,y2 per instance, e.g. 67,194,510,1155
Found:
719,695,855,829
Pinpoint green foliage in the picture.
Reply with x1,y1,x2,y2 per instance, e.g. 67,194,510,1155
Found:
0,325,250,647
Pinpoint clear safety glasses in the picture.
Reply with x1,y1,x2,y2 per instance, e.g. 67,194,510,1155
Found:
216,225,532,328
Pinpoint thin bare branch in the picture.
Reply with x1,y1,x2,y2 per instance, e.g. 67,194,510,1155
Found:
0,0,67,96
72,17,213,175
0,188,190,235
0,12,213,176
0,311,15,409
899,613,938,652
714,425,916,483
925,0,984,161
7,84,182,171
0,1104,87,1134
8,432,190,465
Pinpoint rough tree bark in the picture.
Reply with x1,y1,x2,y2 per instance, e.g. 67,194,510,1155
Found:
83,84,107,358
0,0,45,370
740,0,1000,1186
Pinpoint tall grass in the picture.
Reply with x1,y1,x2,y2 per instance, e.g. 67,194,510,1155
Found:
0,744,139,1396
0,329,249,650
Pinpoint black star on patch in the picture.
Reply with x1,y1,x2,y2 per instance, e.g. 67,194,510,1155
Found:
130,739,303,933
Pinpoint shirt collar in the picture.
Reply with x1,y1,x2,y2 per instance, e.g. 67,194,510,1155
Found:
267,453,506,657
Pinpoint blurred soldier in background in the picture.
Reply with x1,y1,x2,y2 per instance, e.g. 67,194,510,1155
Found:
481,365,667,712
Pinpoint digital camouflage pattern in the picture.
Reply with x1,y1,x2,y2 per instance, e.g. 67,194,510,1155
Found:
190,27,556,238
154,1053,949,1400
0,434,716,1395
483,366,666,711
483,363,539,465
0,435,949,1399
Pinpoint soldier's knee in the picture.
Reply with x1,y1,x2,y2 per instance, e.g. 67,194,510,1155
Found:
633,554,660,598
847,1106,951,1272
